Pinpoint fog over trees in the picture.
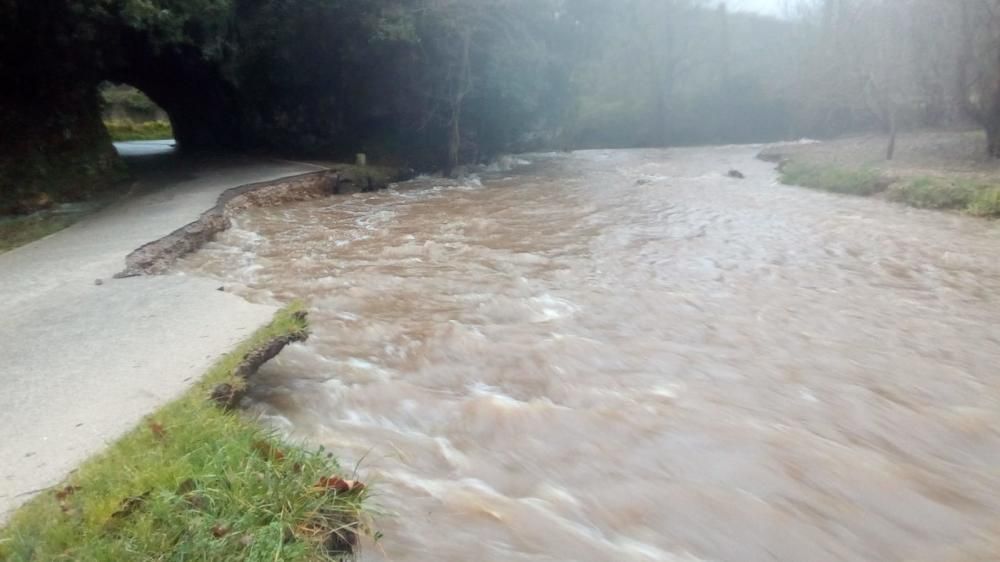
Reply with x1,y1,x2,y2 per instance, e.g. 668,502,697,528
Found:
3,0,1000,210
790,0,1000,158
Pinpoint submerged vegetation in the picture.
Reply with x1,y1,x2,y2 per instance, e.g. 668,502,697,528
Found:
0,304,373,561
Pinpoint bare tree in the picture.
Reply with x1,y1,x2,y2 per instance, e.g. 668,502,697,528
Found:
956,0,1000,156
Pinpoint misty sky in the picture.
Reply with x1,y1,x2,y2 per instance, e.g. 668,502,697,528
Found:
727,0,787,16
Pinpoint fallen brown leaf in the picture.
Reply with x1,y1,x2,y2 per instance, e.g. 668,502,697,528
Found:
149,421,167,440
176,478,197,495
316,476,365,493
54,485,81,501
251,439,285,462
110,491,151,520
211,523,230,538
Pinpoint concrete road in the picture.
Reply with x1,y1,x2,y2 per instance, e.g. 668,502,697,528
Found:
0,149,323,519
113,139,177,157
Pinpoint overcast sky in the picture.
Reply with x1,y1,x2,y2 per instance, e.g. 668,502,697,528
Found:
726,0,789,17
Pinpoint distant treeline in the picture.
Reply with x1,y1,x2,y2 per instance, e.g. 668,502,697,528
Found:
5,0,1000,212
781,0,1000,159
568,0,1000,159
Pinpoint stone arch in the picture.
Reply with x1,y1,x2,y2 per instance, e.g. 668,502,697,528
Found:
102,31,245,151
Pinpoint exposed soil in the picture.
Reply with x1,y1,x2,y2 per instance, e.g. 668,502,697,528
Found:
210,310,310,410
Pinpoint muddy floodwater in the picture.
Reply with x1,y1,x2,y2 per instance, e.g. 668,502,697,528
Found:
176,146,1000,561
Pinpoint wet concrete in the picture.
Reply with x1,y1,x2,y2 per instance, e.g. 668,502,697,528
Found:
0,152,323,519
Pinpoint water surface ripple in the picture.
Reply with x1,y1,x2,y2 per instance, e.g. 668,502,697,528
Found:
177,146,1000,561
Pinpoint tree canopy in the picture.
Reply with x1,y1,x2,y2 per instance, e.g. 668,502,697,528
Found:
6,0,1000,212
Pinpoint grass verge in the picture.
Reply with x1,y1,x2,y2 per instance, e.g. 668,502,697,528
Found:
778,159,1000,218
886,177,979,210
968,186,1000,217
779,161,887,196
0,213,77,254
105,120,173,142
0,302,373,561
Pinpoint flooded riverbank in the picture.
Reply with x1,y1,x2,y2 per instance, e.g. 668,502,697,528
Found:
177,146,1000,561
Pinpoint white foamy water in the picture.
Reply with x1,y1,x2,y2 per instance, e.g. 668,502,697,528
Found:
176,146,1000,561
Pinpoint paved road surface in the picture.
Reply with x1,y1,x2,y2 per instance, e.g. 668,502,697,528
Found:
0,145,322,519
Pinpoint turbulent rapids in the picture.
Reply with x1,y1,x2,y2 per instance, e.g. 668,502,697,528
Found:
176,146,1000,562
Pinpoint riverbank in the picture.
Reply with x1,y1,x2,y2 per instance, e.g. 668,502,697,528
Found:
0,303,372,561
0,159,333,519
760,130,1000,217
119,162,400,277
0,145,400,257
0,153,404,556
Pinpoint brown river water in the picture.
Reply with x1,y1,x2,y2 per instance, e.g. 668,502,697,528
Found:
176,146,1000,561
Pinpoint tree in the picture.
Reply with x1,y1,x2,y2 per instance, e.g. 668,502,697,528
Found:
956,0,1000,157
405,0,563,173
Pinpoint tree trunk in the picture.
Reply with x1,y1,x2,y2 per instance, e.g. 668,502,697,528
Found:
445,31,472,176
956,0,977,120
886,104,898,161
956,0,1000,158
988,122,1000,158
985,75,1000,159
447,105,461,176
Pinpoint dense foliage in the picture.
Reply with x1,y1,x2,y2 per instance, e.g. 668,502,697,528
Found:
7,0,1000,213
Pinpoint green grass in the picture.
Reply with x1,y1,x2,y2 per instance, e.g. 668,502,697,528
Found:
969,186,1000,217
0,213,76,253
105,120,173,142
886,177,980,210
886,177,1000,217
780,161,887,196
778,161,1000,218
101,85,162,115
0,303,374,561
